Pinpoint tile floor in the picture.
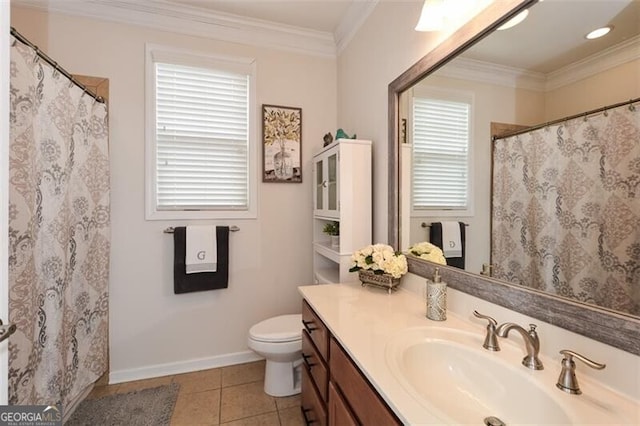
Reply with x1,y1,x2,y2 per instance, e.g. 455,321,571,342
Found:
87,360,305,426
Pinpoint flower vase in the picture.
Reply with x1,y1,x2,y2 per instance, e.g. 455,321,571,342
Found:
358,270,400,294
330,235,339,249
273,144,293,180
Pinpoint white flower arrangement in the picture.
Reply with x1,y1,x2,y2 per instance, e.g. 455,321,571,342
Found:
407,241,447,265
349,244,408,279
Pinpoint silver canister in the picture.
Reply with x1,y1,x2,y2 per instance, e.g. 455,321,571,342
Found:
427,267,447,321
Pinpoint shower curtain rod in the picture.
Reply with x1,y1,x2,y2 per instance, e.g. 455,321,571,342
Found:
494,97,639,140
10,27,105,104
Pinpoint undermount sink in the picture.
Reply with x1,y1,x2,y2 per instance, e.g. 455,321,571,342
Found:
385,327,571,425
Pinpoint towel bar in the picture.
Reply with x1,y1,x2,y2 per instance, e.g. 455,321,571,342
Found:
421,222,469,228
164,226,240,234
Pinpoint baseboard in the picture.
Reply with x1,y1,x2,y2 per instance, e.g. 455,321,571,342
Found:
109,350,263,384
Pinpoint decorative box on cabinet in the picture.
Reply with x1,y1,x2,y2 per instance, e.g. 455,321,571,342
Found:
300,300,402,426
312,139,372,284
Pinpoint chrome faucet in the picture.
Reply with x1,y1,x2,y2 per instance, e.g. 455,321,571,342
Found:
496,322,544,370
556,349,606,395
473,311,500,351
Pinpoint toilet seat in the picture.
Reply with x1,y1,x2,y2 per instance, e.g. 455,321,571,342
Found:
249,314,302,343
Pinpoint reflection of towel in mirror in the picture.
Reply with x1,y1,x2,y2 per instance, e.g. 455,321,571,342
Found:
430,222,466,270
441,221,462,258
186,225,217,273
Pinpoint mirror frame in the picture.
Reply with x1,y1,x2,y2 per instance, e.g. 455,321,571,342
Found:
388,0,640,356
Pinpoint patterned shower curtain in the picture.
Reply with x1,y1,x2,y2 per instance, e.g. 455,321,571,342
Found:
492,103,639,316
8,39,110,406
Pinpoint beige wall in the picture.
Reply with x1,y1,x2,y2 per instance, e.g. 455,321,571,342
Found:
545,59,640,120
11,6,337,381
337,1,485,244
407,76,545,274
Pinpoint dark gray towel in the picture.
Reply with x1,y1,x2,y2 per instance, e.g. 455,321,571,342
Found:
429,222,466,270
173,226,229,294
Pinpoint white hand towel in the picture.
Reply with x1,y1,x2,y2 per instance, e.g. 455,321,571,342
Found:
441,221,462,258
185,226,217,274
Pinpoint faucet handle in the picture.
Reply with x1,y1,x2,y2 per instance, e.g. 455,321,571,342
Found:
556,349,606,395
473,310,497,326
473,311,500,351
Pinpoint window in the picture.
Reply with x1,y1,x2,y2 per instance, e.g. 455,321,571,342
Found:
145,45,257,220
411,88,472,215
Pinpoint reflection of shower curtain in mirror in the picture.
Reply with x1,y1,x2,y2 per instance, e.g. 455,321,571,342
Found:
492,104,639,316
8,40,110,406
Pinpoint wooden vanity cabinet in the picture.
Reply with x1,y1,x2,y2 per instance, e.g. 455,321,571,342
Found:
301,300,402,426
301,301,329,426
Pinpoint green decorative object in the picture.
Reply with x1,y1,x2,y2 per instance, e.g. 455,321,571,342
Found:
322,221,339,236
335,128,356,140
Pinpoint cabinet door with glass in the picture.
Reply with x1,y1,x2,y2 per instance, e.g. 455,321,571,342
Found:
314,146,339,219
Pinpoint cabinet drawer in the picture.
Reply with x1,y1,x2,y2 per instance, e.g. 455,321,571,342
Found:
301,364,327,426
302,300,328,361
328,382,358,426
302,330,328,402
329,338,401,426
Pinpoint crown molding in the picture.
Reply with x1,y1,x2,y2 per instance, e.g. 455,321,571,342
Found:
12,0,338,58
546,35,640,91
335,0,379,54
434,57,547,91
433,35,640,93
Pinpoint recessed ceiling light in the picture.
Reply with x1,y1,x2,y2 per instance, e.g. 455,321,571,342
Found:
497,9,529,31
586,26,613,40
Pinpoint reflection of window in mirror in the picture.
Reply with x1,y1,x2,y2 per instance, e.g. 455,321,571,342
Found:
409,87,474,217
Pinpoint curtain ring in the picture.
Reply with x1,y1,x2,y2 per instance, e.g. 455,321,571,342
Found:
11,37,17,47
603,109,608,117
629,101,636,112
583,113,588,122
52,62,60,78
33,47,40,63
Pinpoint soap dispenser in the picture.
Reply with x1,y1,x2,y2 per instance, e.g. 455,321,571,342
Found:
426,267,447,321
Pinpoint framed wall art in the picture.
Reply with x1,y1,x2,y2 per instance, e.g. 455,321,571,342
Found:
262,104,302,183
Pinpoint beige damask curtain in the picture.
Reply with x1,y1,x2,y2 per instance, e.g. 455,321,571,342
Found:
492,103,639,316
8,39,110,406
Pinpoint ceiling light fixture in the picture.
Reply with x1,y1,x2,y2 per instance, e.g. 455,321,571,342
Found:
585,26,613,40
497,9,529,31
415,0,446,32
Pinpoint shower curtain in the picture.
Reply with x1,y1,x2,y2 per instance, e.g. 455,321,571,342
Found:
8,38,110,406
492,103,639,316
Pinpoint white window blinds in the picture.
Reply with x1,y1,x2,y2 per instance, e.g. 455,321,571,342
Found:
412,97,470,209
155,62,249,211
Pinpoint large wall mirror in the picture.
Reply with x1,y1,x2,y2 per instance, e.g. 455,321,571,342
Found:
389,0,640,355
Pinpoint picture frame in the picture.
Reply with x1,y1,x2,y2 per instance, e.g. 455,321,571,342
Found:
262,104,302,183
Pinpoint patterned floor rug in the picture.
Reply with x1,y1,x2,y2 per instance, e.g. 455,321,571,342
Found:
66,383,179,426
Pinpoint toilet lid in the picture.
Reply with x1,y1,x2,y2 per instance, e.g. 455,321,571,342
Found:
249,314,302,343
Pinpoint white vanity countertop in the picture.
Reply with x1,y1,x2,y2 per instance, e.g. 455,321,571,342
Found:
298,282,640,425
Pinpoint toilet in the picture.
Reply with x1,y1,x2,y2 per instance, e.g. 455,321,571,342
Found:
248,314,303,397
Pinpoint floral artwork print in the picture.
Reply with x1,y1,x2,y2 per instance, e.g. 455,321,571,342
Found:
491,104,639,316
262,105,302,183
9,38,110,406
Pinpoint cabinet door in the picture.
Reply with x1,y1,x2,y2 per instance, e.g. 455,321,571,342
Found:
328,382,358,426
326,150,338,214
301,366,327,426
314,156,325,213
313,147,340,219
330,338,401,425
